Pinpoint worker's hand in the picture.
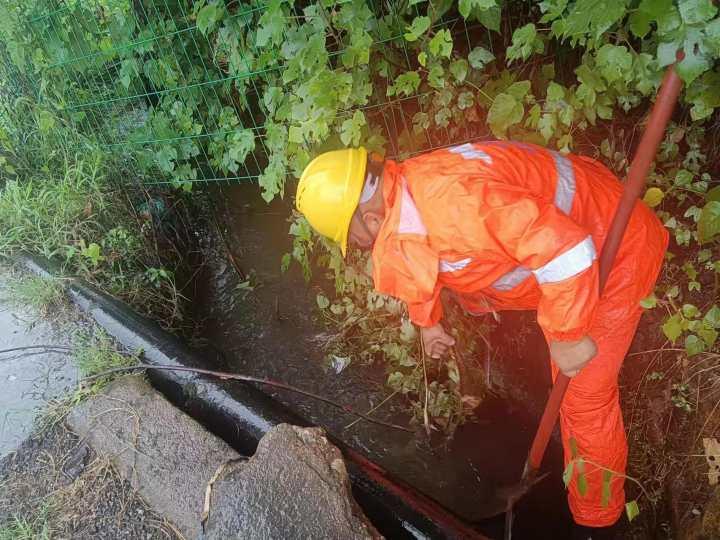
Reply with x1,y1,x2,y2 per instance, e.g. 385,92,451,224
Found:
549,336,598,377
421,324,456,359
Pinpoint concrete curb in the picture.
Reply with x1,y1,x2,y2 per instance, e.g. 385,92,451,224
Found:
21,254,488,540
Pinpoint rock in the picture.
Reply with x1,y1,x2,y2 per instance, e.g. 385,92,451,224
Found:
204,424,382,540
66,375,241,539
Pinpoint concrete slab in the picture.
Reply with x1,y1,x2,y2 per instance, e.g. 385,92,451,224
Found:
67,375,241,539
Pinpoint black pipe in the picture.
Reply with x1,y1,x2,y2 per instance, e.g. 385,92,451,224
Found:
20,255,488,540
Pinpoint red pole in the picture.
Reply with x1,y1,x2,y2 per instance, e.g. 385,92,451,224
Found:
524,54,685,476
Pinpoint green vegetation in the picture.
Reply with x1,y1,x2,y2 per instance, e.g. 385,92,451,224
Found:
0,509,51,540
1,273,66,315
0,0,718,532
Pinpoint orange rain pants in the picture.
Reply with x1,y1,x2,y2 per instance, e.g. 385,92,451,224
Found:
371,141,668,526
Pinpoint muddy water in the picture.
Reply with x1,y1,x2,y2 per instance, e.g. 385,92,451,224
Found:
190,184,572,539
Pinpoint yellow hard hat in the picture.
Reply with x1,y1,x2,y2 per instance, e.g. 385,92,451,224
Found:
296,147,367,256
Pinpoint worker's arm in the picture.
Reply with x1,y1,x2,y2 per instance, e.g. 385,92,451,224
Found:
483,190,600,374
484,191,600,339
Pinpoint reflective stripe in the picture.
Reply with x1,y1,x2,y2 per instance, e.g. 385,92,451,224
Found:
439,257,472,273
492,266,532,291
397,177,427,235
532,235,597,284
552,152,575,215
449,143,492,164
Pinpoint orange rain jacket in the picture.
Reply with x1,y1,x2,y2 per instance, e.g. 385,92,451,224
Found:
371,141,668,526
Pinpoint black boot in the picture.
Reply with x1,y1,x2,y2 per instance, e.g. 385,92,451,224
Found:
570,522,618,540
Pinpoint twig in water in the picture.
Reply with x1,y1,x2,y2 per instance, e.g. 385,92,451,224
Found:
344,390,399,431
83,363,413,433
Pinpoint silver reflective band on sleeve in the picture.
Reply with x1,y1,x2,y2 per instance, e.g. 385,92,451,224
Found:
532,235,597,285
449,143,492,164
397,177,428,235
439,257,473,273
492,266,532,291
552,152,575,215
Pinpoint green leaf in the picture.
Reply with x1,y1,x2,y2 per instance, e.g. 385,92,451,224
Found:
288,126,304,144
340,110,366,147
707,186,720,203
662,313,683,342
640,294,658,309
601,470,613,508
562,460,574,488
38,110,56,135
683,303,699,318
643,187,665,208
577,467,588,497
404,16,430,42
316,293,330,310
596,44,633,84
698,201,720,243
704,305,720,328
678,0,717,24
428,64,445,89
256,0,285,47
400,319,417,342
458,0,496,18
156,146,178,173
507,80,532,100
676,30,711,84
450,59,469,82
626,500,640,522
435,107,452,127
628,9,652,38
477,5,501,31
547,81,564,101
562,0,629,40
429,29,453,58
698,326,718,348
468,47,495,69
418,51,428,67
458,91,474,110
487,93,524,137
197,3,222,36
506,23,544,63
395,71,421,97
685,334,705,356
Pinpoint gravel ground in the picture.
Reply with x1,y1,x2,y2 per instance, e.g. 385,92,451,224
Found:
0,422,183,539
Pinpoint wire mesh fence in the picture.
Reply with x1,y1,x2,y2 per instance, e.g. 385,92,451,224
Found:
3,0,497,189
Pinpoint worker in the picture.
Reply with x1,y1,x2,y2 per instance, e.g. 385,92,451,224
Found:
295,141,667,539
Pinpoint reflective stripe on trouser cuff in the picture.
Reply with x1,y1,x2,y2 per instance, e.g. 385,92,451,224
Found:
552,152,575,215
532,235,597,284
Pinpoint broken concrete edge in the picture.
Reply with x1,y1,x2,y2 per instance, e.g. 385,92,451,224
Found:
19,254,489,540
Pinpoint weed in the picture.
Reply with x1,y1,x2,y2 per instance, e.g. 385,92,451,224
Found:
0,508,51,540
0,272,66,316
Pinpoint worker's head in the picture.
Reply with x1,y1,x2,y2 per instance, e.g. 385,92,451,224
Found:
295,147,385,256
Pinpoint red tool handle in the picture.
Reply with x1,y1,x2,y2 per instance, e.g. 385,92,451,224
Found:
525,54,685,475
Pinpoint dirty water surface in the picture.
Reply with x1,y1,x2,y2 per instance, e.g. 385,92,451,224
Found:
190,184,572,539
